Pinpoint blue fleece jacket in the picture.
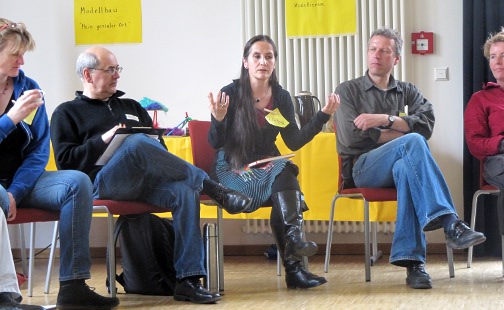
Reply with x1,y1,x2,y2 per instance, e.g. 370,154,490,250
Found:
0,70,50,204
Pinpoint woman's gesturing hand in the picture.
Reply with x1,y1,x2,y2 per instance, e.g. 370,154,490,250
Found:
208,91,229,122
321,93,340,115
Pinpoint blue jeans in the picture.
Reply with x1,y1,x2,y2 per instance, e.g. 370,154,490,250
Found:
94,134,207,279
1,170,93,281
352,133,456,265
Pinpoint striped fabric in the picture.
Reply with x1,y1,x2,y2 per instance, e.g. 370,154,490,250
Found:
214,149,288,212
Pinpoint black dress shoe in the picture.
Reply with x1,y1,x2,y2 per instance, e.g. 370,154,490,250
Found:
202,179,252,214
285,261,327,289
57,281,119,309
173,278,221,304
0,292,22,304
406,262,432,289
0,301,45,310
445,220,486,250
0,293,44,310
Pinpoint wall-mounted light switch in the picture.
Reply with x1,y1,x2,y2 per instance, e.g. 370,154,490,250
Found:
434,67,449,81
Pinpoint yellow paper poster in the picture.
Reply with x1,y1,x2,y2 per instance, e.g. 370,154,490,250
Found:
265,108,289,128
285,0,356,37
74,0,142,44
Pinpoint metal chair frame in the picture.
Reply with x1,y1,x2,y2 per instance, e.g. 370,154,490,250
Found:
324,152,455,281
9,208,60,297
467,162,503,275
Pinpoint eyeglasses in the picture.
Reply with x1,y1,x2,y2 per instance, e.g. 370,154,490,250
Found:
92,66,123,75
0,23,17,32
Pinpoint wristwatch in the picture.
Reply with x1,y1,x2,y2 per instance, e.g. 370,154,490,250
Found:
386,115,395,128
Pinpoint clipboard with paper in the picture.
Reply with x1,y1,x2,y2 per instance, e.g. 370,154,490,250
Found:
95,127,166,165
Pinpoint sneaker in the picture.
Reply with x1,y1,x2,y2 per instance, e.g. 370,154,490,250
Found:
445,220,486,250
56,281,119,310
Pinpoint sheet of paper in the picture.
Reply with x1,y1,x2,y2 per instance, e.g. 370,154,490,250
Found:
95,134,159,165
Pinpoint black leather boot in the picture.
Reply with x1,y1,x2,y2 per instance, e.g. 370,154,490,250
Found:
284,261,327,288
284,260,327,289
202,179,253,214
270,224,327,289
271,190,317,260
270,190,326,289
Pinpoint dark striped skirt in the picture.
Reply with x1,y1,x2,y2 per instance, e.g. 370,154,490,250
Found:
214,149,289,212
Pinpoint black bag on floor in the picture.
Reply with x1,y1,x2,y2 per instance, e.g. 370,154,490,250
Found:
106,213,177,295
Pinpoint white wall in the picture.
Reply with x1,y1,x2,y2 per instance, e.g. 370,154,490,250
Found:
4,0,465,247
408,0,464,243
3,1,242,126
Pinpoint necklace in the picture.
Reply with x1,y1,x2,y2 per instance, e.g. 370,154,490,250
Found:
255,87,270,103
0,79,8,95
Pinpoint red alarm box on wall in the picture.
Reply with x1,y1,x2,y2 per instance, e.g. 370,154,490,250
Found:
411,32,434,55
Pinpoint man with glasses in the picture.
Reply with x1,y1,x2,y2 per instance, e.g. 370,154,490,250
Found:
334,27,486,289
50,46,252,304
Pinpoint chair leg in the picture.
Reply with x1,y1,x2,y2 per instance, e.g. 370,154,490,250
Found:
301,220,309,273
364,200,371,282
45,221,59,294
18,224,27,276
501,235,504,277
28,223,36,297
324,195,338,273
370,222,383,266
217,207,225,291
106,212,116,297
446,244,455,278
276,249,281,276
467,191,481,268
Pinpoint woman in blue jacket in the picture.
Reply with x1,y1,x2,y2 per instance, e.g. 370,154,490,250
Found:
0,18,118,309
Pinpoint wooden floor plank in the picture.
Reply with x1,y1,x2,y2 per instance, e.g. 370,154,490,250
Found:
19,254,504,309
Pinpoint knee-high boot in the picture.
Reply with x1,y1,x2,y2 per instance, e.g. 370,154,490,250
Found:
270,190,327,289
271,190,318,260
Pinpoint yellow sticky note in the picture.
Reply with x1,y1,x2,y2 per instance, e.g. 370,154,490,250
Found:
24,108,38,125
265,108,289,128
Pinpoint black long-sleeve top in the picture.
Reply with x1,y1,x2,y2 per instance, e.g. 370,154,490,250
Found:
208,80,329,164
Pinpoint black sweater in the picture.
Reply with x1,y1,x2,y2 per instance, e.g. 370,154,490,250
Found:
50,91,164,181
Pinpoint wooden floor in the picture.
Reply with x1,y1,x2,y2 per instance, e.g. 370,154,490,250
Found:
19,254,504,309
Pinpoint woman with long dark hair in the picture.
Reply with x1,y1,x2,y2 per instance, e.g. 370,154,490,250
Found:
207,35,339,289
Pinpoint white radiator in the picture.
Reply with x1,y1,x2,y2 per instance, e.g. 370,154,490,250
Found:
242,219,396,234
241,0,407,98
241,0,405,235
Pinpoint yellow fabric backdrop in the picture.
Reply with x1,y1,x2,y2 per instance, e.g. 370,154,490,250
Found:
48,134,397,221
164,134,397,221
